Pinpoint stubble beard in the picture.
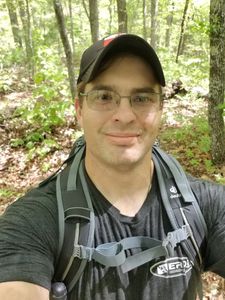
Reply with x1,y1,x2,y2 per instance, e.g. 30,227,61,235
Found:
89,139,152,172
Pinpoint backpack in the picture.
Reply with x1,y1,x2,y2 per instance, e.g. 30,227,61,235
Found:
42,135,207,300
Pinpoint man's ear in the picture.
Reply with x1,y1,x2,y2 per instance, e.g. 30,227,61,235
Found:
75,97,80,113
75,97,83,127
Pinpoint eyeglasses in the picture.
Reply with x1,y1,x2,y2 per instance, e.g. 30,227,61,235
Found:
79,89,162,113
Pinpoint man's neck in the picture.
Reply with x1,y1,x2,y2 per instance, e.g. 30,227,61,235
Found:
85,156,154,217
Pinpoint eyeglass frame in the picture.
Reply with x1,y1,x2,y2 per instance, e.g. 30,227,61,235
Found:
79,89,163,113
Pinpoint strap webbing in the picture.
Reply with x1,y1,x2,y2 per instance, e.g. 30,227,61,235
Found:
153,157,179,230
70,225,190,273
66,160,95,293
73,236,166,268
152,146,206,271
56,173,65,260
153,147,207,237
67,145,85,191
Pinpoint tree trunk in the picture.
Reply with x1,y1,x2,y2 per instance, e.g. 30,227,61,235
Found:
108,0,113,34
142,0,147,39
208,0,225,164
180,32,189,55
82,0,89,19
18,0,33,76
25,0,34,75
68,0,75,56
116,0,127,33
165,1,174,48
176,0,190,63
150,0,158,50
53,0,76,99
5,0,22,47
89,0,99,43
81,0,99,43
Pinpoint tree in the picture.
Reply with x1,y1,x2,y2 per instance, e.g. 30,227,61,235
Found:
108,0,113,34
18,0,34,76
89,0,99,42
68,0,75,55
150,0,158,49
5,0,22,47
165,1,174,48
53,0,76,99
116,0,127,33
81,0,99,43
208,0,225,164
142,0,147,39
176,0,190,62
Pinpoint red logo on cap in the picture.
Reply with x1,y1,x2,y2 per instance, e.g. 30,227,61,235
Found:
103,33,125,47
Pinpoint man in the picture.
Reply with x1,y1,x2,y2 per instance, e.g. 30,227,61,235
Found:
0,33,225,300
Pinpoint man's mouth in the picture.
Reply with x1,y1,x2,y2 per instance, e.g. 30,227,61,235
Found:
105,133,140,145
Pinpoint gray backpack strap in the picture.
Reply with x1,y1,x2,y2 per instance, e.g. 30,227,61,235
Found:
69,228,191,273
152,147,207,266
72,236,167,271
152,146,207,299
51,136,95,299
152,146,207,237
66,160,95,292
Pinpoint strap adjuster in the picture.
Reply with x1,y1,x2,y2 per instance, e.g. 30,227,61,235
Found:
162,225,191,256
73,245,94,261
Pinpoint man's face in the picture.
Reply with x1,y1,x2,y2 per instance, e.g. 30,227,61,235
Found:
76,55,163,171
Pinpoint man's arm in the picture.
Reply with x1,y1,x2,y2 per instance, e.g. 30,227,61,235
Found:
0,281,49,300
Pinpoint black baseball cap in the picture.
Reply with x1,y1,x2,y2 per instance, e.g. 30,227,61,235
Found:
77,33,166,86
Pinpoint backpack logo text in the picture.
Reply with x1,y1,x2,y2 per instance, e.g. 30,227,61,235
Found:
150,257,192,278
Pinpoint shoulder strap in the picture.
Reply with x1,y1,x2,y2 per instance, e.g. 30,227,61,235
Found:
51,136,95,298
153,146,207,233
152,146,207,267
152,146,207,299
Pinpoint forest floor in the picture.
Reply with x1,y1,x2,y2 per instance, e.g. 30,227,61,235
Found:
0,89,225,299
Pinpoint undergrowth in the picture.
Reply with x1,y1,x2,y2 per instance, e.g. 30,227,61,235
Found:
160,115,224,183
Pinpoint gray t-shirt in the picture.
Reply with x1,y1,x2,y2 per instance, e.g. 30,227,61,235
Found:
0,170,225,300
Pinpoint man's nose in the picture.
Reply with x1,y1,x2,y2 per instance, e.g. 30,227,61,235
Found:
112,98,136,123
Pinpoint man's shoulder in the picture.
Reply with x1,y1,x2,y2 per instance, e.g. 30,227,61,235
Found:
2,176,57,220
187,174,224,194
186,173,225,211
0,178,58,291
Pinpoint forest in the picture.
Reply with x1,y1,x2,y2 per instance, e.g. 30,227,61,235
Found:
0,0,225,298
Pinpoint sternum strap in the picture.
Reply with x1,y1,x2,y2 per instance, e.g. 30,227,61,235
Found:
72,226,191,273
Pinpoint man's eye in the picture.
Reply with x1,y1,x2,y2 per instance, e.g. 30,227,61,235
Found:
133,94,151,103
133,93,158,104
97,91,113,101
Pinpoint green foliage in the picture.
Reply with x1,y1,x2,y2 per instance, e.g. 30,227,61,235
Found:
0,72,13,93
159,48,209,89
161,115,211,167
33,44,68,93
204,159,216,173
27,138,60,160
9,43,74,157
215,175,225,185
16,98,69,129
0,47,25,68
10,138,25,147
41,161,51,172
218,102,225,115
0,188,17,199
11,95,72,158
